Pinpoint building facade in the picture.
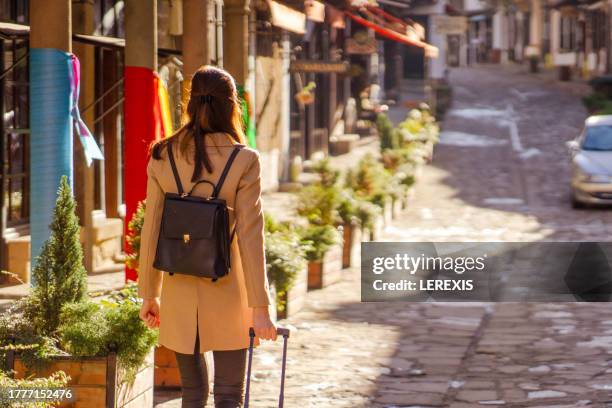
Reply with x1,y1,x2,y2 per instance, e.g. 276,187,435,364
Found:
0,0,435,287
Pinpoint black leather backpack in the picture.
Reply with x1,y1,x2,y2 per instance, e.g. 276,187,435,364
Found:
153,141,243,281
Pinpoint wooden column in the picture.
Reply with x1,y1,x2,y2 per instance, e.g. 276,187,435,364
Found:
125,2,157,70
29,0,72,269
530,0,542,52
72,0,96,274
183,0,210,75
30,0,71,51
182,0,211,108
223,0,250,84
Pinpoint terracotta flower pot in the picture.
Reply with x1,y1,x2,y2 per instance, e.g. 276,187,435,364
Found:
154,345,181,390
295,92,315,106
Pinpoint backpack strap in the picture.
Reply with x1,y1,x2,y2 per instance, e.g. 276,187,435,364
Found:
211,145,244,198
167,142,185,196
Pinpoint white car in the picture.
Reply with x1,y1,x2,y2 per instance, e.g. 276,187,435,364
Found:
567,115,612,208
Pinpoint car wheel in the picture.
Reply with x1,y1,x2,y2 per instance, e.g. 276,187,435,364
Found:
571,193,585,209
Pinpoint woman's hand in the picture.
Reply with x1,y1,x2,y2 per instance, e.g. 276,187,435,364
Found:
139,298,160,329
253,307,277,341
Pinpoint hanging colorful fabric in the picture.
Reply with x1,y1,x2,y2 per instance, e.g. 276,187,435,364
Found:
124,66,164,282
237,85,256,148
29,49,102,272
69,54,105,166
157,76,174,138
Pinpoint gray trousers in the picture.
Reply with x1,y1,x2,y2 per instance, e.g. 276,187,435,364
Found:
174,330,247,408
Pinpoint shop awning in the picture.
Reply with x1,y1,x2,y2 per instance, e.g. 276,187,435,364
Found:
0,22,29,38
326,5,346,29
268,0,307,34
305,0,325,22
345,11,439,58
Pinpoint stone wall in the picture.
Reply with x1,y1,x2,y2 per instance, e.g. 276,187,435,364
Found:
255,42,285,191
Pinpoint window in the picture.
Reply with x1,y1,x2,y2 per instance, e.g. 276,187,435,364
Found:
94,0,125,38
1,38,30,226
210,0,224,66
0,0,28,23
560,16,575,51
522,12,530,47
592,11,606,51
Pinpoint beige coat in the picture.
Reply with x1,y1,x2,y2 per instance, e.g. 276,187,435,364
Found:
138,132,271,354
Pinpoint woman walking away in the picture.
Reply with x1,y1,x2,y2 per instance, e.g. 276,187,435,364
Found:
138,65,277,408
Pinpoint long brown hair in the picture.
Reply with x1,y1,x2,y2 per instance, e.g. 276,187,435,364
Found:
151,65,246,181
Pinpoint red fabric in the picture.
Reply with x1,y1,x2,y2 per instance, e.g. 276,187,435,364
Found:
124,66,162,282
345,11,430,49
365,5,408,30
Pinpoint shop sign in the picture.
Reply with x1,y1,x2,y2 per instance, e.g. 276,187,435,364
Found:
289,60,349,73
431,15,467,34
346,37,377,54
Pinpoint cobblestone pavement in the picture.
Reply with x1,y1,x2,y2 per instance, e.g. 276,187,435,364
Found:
155,66,612,407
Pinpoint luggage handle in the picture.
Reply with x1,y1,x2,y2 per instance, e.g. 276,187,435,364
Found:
245,327,290,408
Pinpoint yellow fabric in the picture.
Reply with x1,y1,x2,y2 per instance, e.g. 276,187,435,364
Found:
158,79,174,138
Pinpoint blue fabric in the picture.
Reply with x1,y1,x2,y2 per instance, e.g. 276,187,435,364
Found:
29,48,74,272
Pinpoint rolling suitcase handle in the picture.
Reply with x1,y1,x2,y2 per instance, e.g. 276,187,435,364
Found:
244,327,291,408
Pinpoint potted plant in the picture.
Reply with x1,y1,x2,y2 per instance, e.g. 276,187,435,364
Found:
0,177,158,407
299,224,342,290
265,215,308,319
294,160,345,289
355,199,383,241
345,154,393,228
337,191,365,269
295,81,316,106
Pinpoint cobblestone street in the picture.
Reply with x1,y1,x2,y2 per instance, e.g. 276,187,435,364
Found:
156,66,612,407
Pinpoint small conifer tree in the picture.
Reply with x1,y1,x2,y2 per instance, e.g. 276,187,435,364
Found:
26,176,87,335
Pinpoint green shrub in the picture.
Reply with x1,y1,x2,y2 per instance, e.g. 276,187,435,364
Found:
398,107,440,144
296,183,341,226
0,179,158,389
395,167,416,189
58,292,158,384
377,113,401,151
265,228,307,312
345,154,393,210
310,158,340,188
25,176,87,337
126,200,146,271
298,224,341,261
583,93,612,113
355,199,382,231
582,92,610,113
58,302,108,357
337,190,359,225
344,154,390,198
104,300,158,384
0,369,70,408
